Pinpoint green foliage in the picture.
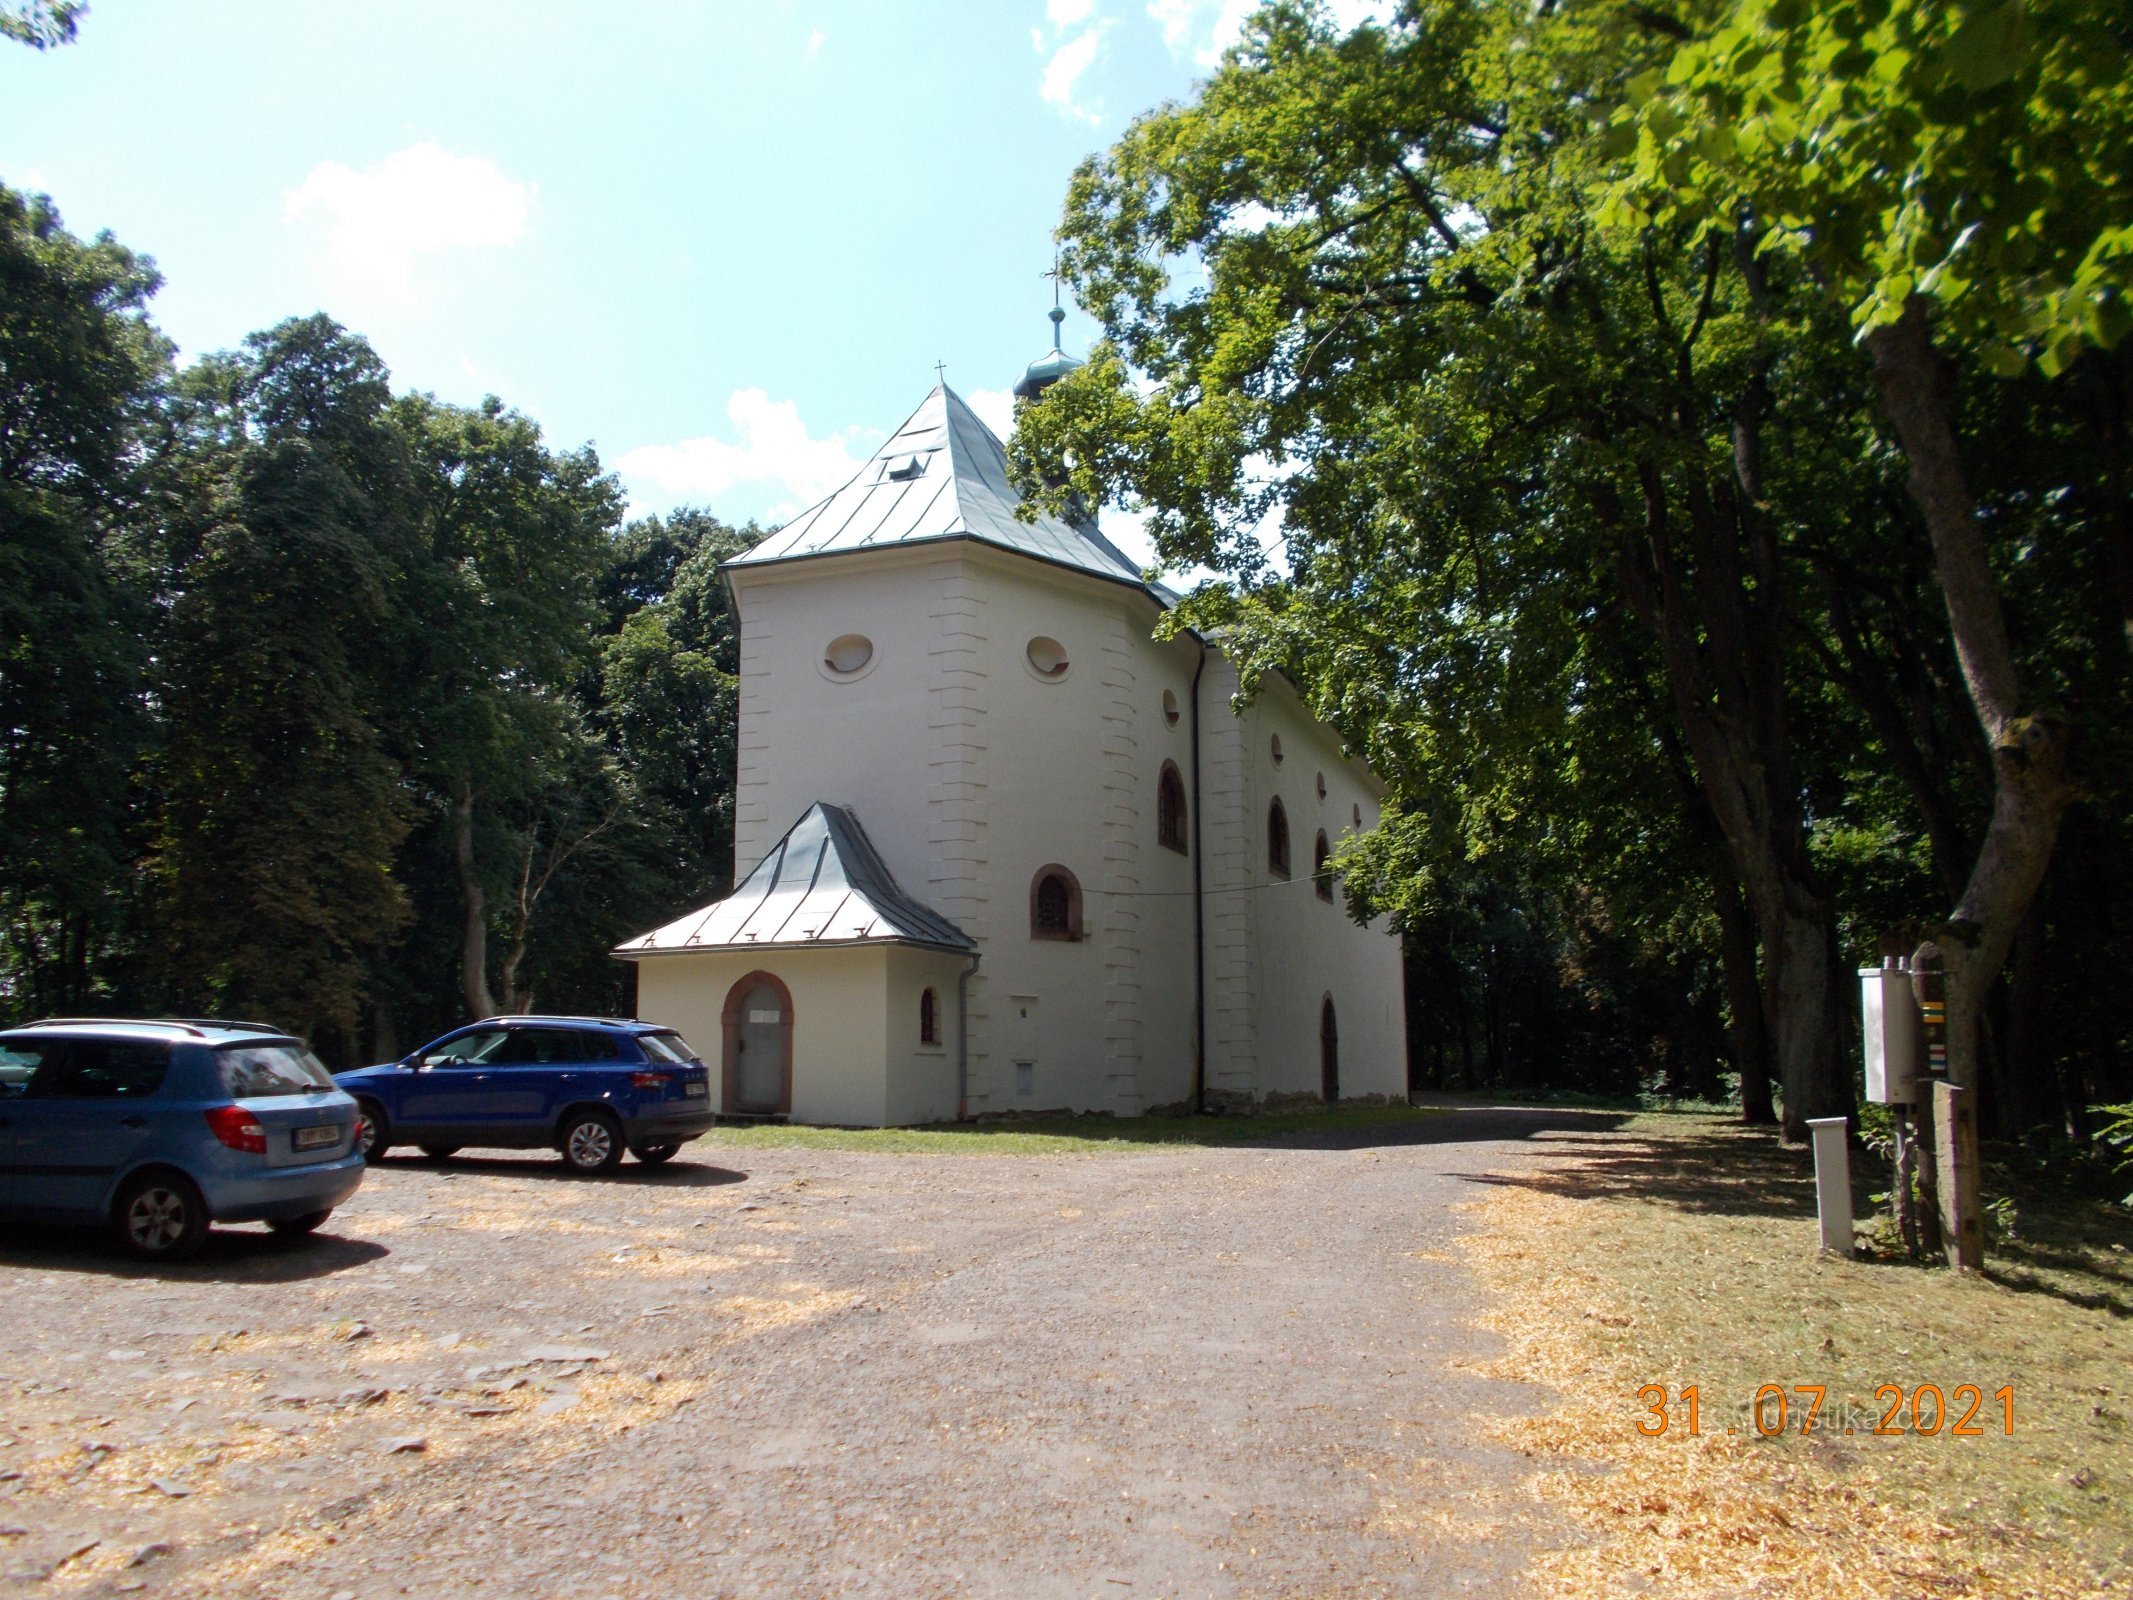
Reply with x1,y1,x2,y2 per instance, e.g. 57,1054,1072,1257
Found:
0,177,756,1057
1603,0,2133,375
150,317,419,1042
0,1,81,49
0,187,169,1015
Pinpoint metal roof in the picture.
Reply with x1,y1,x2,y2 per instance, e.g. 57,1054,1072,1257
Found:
725,384,1167,600
613,803,975,958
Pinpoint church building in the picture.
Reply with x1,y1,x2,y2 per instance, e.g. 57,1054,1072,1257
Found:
613,323,1406,1125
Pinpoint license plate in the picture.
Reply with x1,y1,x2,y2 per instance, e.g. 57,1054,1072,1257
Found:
293,1124,340,1150
684,1081,707,1098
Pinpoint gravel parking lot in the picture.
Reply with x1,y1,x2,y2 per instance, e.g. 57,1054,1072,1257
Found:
1,1111,1580,1599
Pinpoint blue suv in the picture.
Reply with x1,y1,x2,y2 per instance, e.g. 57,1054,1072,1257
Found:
334,1016,715,1173
0,1019,365,1261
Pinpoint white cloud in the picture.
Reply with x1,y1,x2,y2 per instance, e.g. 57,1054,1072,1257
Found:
1039,26,1107,124
806,26,825,56
1047,0,1096,23
966,387,1017,442
283,142,531,286
618,389,870,519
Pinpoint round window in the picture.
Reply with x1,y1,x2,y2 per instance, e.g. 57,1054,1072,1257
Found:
1162,689,1180,725
823,634,874,676
1026,636,1070,679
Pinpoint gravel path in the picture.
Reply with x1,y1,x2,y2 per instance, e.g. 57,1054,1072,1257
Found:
0,1109,1599,1598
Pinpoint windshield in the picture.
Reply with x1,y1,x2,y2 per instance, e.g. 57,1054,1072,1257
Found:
217,1043,337,1098
637,1031,701,1065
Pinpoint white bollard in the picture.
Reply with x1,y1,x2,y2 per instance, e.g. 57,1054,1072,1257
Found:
1807,1116,1854,1257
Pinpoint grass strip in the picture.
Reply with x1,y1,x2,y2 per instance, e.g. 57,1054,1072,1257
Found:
689,1101,1443,1156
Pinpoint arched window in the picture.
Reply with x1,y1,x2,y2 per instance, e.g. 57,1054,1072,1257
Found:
1267,798,1291,879
919,987,939,1045
1157,761,1187,854
1313,830,1333,901
1030,865,1083,941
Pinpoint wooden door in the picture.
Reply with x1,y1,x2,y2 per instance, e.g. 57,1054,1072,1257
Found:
723,973,793,1115
1320,996,1339,1103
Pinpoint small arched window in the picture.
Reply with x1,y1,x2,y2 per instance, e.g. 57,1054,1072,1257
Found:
1030,865,1083,941
1157,761,1187,854
919,987,939,1045
1267,798,1291,879
1313,830,1333,901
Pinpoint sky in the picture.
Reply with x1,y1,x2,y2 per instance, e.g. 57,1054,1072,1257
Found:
0,0,1317,569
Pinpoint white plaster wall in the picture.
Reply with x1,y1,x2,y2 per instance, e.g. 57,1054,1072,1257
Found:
883,945,971,1126
631,947,893,1126
1203,661,1407,1101
730,544,1199,1121
720,537,1398,1121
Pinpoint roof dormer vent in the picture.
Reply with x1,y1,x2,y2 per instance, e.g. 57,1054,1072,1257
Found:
885,453,927,481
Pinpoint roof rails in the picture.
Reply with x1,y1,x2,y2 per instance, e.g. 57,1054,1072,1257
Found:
12,1017,211,1037
471,1015,645,1028
159,1018,295,1036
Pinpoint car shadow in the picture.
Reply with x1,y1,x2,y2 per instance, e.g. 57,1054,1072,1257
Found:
0,1223,391,1283
369,1151,749,1187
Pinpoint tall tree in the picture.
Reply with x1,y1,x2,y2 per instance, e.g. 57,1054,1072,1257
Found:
1605,0,2130,1097
393,393,622,1020
152,317,417,1044
1013,0,1856,1130
0,185,168,1017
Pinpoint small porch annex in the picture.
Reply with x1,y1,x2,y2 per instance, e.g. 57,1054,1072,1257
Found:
613,804,976,1127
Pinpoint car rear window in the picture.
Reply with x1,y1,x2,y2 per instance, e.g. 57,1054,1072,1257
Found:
217,1043,337,1098
637,1031,701,1065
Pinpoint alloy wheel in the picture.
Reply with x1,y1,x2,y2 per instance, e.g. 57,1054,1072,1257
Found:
126,1186,190,1253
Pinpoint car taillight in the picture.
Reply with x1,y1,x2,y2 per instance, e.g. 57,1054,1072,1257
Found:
630,1071,671,1091
204,1105,267,1153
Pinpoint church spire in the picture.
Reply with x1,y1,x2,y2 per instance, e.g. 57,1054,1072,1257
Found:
1014,263,1083,402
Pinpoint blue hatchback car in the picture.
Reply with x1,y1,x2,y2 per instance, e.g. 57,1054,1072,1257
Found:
0,1019,364,1261
334,1016,715,1173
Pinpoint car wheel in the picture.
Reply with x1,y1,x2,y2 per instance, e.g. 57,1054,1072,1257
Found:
631,1144,680,1167
419,1145,460,1162
354,1100,392,1162
559,1110,624,1174
113,1172,209,1262
269,1209,333,1238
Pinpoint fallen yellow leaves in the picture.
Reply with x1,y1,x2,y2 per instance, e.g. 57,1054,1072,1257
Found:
1464,1180,2110,1599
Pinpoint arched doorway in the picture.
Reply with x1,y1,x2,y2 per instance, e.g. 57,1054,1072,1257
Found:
723,971,793,1116
1320,995,1339,1103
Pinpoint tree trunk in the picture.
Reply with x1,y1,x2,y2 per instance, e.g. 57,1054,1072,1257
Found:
1713,870,1776,1124
1866,299,2079,1097
1613,463,1848,1140
450,781,498,1020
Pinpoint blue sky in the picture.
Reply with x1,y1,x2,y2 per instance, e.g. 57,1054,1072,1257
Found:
1,0,1307,563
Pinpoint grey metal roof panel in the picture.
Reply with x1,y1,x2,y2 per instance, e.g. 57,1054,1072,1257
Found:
726,384,1159,596
613,803,975,957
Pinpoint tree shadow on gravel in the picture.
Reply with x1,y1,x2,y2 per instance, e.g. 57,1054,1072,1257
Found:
1460,1126,1819,1219
0,1223,390,1283
370,1150,749,1186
